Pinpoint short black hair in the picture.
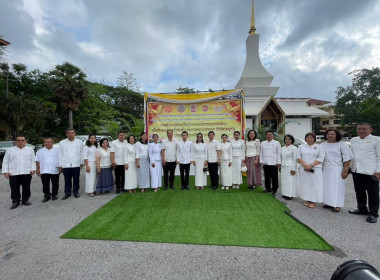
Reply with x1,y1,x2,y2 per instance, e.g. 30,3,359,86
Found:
221,134,228,138
99,138,109,147
127,135,136,143
167,129,173,134
208,131,215,136
152,134,159,139
233,131,240,135
284,134,295,144
324,129,342,142
181,131,188,136
86,133,98,147
305,132,316,142
265,130,274,135
118,131,126,136
65,128,76,134
357,122,372,127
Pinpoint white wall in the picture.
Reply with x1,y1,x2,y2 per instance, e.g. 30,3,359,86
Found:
284,118,312,140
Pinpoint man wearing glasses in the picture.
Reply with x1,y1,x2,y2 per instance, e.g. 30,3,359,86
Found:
2,136,36,209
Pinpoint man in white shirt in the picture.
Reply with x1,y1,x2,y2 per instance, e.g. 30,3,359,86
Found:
161,129,177,190
59,128,83,200
36,138,60,202
206,131,221,190
260,130,281,195
349,122,380,223
110,132,127,194
2,136,36,209
177,131,194,190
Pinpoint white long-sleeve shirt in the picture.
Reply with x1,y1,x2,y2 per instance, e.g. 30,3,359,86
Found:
177,140,194,164
260,140,281,165
59,138,83,168
124,143,136,163
220,142,232,162
350,134,380,175
2,146,36,175
193,142,208,159
281,145,297,171
230,139,245,158
35,147,60,174
149,142,162,163
135,142,149,158
83,145,97,162
245,139,260,157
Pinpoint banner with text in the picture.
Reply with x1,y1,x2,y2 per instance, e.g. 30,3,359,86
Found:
147,99,243,141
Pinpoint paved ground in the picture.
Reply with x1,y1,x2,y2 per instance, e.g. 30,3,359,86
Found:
0,172,379,280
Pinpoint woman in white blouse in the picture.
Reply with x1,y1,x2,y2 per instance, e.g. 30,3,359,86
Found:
245,129,261,189
321,129,353,212
230,131,245,189
148,134,162,192
280,135,298,200
193,133,208,190
297,133,325,209
95,138,114,194
136,132,150,192
220,134,232,190
124,135,138,193
83,134,98,197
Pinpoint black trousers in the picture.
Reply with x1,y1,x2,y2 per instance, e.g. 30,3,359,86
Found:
62,167,80,196
208,162,219,189
180,163,190,188
9,174,32,203
41,173,60,198
263,165,279,192
114,165,125,190
163,161,176,188
352,172,379,217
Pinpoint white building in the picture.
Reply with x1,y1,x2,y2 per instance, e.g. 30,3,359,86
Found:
235,1,328,140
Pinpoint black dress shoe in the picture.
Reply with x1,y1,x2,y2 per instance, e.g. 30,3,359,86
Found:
323,204,333,209
52,195,58,200
10,202,20,209
169,186,175,190
264,189,272,193
42,197,50,203
163,186,168,190
22,200,31,206
115,189,121,194
366,215,378,223
62,195,71,200
349,209,369,215
74,193,80,198
272,191,277,196
185,186,190,190
248,185,253,190
180,186,185,190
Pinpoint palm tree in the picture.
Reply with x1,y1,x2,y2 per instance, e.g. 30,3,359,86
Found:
50,62,88,128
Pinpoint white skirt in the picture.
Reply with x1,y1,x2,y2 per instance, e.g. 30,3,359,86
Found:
85,161,97,193
280,166,298,197
137,156,150,189
194,157,207,187
220,160,232,187
231,156,242,184
299,167,323,202
124,161,137,190
150,160,162,189
323,163,345,207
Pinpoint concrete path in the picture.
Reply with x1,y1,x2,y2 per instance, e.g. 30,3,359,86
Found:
0,173,379,280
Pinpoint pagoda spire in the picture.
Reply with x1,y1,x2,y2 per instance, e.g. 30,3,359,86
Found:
249,0,257,35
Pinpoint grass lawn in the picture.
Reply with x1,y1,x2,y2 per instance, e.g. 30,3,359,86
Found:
61,176,332,250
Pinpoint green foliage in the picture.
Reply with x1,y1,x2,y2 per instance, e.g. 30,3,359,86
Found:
176,86,195,94
335,67,380,134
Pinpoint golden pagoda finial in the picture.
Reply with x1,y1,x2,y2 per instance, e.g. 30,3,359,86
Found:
249,0,257,35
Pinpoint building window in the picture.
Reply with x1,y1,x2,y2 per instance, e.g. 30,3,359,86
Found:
333,119,341,124
322,120,329,125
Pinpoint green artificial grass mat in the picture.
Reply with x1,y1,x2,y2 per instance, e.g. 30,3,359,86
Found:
61,176,332,250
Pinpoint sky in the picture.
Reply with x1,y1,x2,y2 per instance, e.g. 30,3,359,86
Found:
1,0,379,101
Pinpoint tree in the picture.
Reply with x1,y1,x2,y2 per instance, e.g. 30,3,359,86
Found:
117,71,141,92
335,67,380,134
50,62,88,128
176,86,195,94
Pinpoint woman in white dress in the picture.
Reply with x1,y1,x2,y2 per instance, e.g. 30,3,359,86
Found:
124,135,138,193
230,131,245,189
245,129,261,189
280,135,298,200
297,133,325,209
220,134,232,190
136,132,150,193
193,133,208,190
95,138,114,194
148,134,162,192
321,129,353,212
83,134,98,197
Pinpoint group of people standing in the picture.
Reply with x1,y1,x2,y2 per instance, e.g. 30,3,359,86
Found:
2,124,379,224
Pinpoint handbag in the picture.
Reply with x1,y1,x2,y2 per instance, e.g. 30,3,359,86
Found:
241,164,247,172
203,167,209,172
